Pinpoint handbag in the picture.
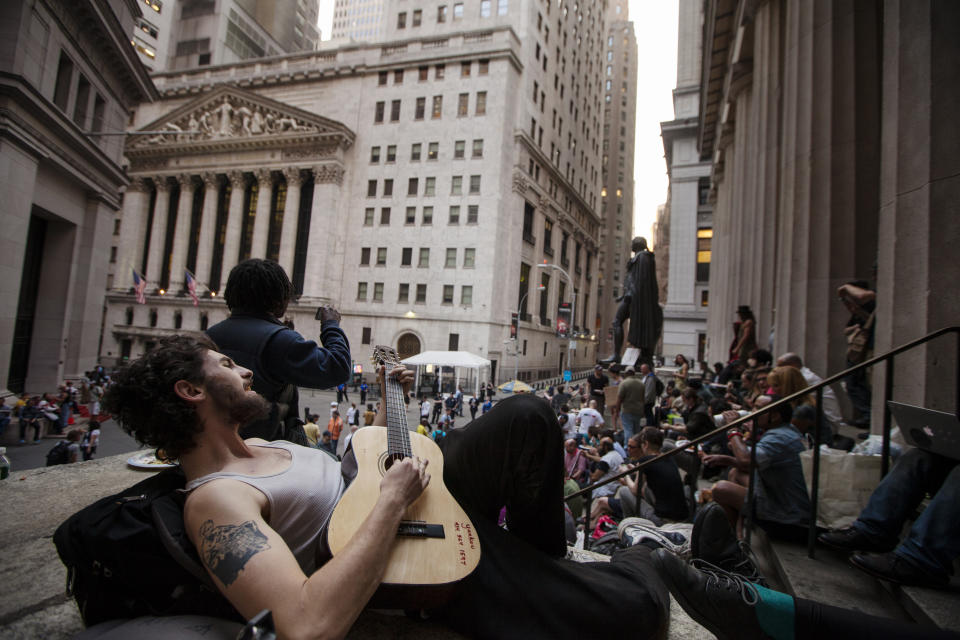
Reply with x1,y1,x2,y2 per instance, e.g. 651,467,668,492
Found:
799,447,881,529
844,311,875,364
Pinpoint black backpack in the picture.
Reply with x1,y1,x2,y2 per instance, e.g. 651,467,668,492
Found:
46,441,71,466
53,467,241,626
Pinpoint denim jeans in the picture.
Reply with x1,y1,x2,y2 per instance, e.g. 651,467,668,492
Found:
621,411,642,444
853,448,960,577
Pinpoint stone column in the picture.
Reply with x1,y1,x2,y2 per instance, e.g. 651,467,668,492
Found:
168,174,196,291
116,176,149,291
221,171,246,280
194,172,220,287
250,169,273,259
303,163,344,298
144,177,171,288
277,168,302,276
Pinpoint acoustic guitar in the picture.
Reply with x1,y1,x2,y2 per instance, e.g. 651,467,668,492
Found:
327,345,480,606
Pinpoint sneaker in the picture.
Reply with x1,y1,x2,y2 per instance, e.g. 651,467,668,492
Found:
651,549,769,640
691,503,765,584
850,552,950,589
618,517,688,556
818,526,896,553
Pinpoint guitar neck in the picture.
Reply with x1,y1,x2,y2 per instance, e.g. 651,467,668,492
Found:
384,375,412,459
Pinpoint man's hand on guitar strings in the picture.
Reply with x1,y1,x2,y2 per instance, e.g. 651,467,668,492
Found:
380,456,430,510
377,364,415,395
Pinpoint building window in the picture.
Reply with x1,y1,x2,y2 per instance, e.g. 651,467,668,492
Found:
461,61,471,77
357,282,368,300
422,206,433,224
373,282,384,302
397,11,406,28
360,247,371,265
543,219,553,255
395,69,404,84
472,139,484,157
405,207,417,225
698,177,711,205
362,327,372,344
498,0,508,15
174,311,182,329
53,52,74,111
449,205,460,224
402,247,413,266
701,290,709,307
390,99,401,121
443,285,455,304
383,179,393,196
518,262,530,318
435,64,445,80
467,205,478,224
419,65,428,81
374,101,385,123
386,145,396,162
480,0,491,17
398,283,410,302
416,284,427,303
454,140,465,159
437,5,447,22
109,246,117,263
475,91,487,115
364,208,374,225
367,180,377,197
376,247,387,265
458,93,469,116
380,207,391,224
478,59,489,75
378,71,388,85
125,307,134,325
453,3,463,20
469,175,481,194
414,96,426,120
408,178,419,196
412,9,422,26
370,146,381,163
418,248,430,267
451,176,463,195
522,202,535,244
428,142,439,160
411,143,422,160
461,286,473,305
424,177,436,196
445,248,457,267
464,248,475,268
432,95,443,118
696,228,712,281
73,74,90,127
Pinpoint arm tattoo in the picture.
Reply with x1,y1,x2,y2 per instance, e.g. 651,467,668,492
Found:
198,519,271,586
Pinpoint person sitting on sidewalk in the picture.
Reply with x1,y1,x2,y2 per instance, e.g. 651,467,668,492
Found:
703,395,812,541
819,445,959,588
103,335,669,639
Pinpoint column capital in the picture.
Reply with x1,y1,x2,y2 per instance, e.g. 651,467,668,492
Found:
254,168,273,186
127,176,149,192
227,170,246,189
202,172,221,190
177,173,195,189
283,167,303,188
152,176,171,192
313,163,344,186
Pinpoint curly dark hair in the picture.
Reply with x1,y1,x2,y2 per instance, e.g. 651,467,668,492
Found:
223,258,293,318
103,334,217,461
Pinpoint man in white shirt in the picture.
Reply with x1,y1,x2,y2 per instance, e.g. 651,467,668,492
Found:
776,353,845,430
346,403,359,427
577,400,605,433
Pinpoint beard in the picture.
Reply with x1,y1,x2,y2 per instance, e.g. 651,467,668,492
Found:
206,377,271,427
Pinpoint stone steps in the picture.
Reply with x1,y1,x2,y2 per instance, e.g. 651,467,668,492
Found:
753,529,960,633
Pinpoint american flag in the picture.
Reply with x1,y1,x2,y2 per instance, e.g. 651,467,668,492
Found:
132,269,147,304
185,269,199,307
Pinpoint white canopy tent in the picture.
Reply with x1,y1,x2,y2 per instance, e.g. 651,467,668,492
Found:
401,350,491,397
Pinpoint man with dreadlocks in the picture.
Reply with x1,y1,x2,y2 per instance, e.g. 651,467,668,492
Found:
206,258,350,443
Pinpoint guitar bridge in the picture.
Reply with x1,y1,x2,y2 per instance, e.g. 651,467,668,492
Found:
397,520,445,539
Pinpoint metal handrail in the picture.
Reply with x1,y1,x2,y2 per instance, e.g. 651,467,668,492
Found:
566,325,960,555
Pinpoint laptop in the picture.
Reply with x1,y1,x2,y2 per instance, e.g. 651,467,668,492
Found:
887,401,960,461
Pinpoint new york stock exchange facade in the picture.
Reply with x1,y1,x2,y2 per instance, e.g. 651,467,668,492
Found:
106,33,603,380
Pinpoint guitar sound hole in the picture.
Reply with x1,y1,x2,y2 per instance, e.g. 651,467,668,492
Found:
379,452,406,476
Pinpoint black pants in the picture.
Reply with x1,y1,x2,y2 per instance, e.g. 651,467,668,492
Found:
796,597,960,639
436,394,669,639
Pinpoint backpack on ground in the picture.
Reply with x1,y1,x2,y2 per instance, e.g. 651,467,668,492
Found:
46,441,71,466
53,467,240,626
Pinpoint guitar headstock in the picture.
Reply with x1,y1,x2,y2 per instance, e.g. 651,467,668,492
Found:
372,345,402,369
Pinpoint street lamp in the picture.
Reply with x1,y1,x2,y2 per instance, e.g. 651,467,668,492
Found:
536,262,576,363
512,285,544,381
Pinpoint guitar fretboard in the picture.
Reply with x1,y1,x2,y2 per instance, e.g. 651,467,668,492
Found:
380,354,413,460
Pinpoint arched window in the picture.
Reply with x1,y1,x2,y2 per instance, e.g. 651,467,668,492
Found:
397,333,421,361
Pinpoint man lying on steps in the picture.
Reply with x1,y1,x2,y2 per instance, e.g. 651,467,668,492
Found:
104,335,669,640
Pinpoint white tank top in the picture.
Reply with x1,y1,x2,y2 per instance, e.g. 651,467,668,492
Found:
184,441,344,574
